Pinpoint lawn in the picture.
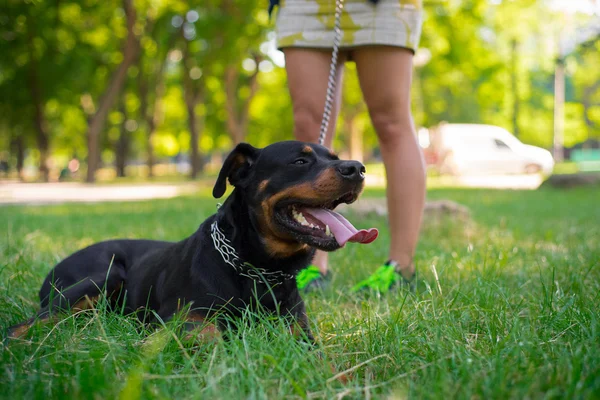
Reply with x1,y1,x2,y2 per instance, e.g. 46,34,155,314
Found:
1,185,598,399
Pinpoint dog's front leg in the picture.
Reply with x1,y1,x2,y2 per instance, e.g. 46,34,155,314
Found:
180,312,222,343
289,310,315,344
280,293,315,345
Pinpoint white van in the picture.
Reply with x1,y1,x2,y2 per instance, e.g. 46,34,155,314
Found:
429,124,555,176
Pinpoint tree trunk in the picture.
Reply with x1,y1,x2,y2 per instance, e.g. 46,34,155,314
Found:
13,135,26,182
145,77,168,178
85,0,138,183
138,68,152,178
224,67,241,143
582,80,600,139
145,110,156,179
224,55,261,144
139,35,177,179
182,35,205,179
26,13,50,182
347,115,364,163
553,59,565,162
116,98,129,177
185,85,205,179
32,88,50,182
187,99,200,179
510,38,520,138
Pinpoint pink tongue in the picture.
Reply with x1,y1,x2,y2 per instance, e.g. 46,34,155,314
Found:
301,208,379,246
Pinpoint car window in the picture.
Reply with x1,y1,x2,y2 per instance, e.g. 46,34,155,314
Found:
494,139,511,150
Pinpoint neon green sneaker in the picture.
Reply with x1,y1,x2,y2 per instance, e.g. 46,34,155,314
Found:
352,260,415,293
296,265,329,291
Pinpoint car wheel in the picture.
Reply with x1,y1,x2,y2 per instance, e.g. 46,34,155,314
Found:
524,164,541,174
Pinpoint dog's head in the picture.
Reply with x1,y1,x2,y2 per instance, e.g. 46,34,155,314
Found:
213,141,378,257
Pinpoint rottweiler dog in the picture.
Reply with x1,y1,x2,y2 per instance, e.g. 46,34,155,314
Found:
7,141,378,342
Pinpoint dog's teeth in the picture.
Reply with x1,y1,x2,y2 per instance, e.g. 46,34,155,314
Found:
294,211,310,226
325,225,331,236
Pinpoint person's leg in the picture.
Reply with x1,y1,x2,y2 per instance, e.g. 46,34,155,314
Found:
283,48,346,278
352,46,426,285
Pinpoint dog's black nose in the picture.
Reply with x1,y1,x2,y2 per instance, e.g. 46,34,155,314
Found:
336,161,365,182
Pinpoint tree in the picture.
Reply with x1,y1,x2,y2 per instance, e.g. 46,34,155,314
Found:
85,0,139,183
0,1,60,181
181,32,206,178
115,95,130,178
339,63,369,162
218,0,270,145
224,53,262,145
575,36,600,141
137,8,180,178
26,12,51,181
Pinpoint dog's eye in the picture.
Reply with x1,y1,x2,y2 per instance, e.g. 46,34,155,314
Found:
293,159,308,165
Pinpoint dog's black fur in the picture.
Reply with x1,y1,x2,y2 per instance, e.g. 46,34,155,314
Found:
8,141,366,342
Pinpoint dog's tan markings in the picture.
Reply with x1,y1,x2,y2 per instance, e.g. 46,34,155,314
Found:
263,236,310,258
258,179,270,193
184,313,221,342
255,166,362,257
8,315,54,339
8,323,31,339
257,192,310,257
233,153,246,166
289,323,301,338
312,167,339,192
302,145,313,154
71,283,123,312
289,315,310,339
257,181,316,255
72,295,100,311
329,363,350,384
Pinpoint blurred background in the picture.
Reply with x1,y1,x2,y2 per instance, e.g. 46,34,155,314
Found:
0,0,599,189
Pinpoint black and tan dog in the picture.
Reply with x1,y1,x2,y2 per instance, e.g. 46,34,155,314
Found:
7,141,378,342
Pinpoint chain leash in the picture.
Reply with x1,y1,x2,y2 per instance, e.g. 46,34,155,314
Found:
210,221,295,284
318,0,345,146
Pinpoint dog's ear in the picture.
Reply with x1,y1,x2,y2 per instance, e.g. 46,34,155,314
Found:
213,142,260,198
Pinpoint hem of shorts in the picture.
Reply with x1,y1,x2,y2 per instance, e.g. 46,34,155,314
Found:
276,42,417,55
278,1,421,13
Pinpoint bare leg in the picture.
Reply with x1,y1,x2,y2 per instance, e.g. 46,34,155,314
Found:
353,46,426,278
283,48,346,275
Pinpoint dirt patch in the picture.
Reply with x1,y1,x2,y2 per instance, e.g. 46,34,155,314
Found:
541,173,600,189
337,198,470,221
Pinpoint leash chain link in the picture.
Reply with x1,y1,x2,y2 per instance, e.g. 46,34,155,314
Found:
210,221,295,284
318,0,345,146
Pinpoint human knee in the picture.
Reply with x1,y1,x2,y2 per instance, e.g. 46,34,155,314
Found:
370,111,415,147
293,106,323,143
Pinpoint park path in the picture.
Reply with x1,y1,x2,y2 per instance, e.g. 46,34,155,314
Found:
0,181,202,205
0,174,542,206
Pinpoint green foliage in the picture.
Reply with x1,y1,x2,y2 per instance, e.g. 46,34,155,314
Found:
1,186,599,397
0,0,598,177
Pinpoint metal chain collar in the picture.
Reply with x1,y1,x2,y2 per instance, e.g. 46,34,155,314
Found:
318,0,345,146
210,221,295,284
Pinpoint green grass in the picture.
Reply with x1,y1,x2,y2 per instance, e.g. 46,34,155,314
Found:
1,186,599,399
